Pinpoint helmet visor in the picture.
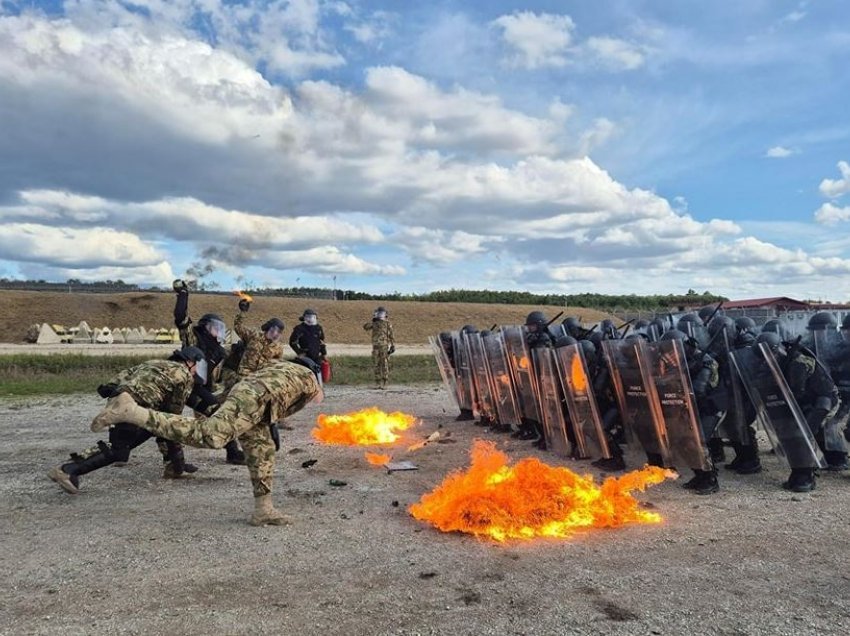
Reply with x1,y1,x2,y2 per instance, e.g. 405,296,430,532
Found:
205,319,227,344
193,359,209,383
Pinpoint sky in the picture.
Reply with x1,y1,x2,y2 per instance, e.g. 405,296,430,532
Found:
1,0,849,300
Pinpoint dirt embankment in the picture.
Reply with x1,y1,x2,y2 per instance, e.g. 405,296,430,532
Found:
0,290,612,344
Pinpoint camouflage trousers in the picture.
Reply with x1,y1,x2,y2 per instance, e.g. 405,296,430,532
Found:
141,382,276,497
372,346,389,385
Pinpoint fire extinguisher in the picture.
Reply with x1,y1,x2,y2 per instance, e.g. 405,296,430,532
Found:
321,358,332,383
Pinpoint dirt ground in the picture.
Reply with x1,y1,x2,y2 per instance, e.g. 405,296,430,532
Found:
0,290,613,344
3,385,850,636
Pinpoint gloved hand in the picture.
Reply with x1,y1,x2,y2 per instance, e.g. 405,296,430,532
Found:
269,423,281,451
388,345,395,355
238,299,251,312
172,279,189,294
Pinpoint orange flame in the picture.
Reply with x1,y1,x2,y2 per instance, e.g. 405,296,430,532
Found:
232,290,254,302
571,354,588,392
518,356,529,370
409,440,675,543
365,452,391,466
312,407,417,446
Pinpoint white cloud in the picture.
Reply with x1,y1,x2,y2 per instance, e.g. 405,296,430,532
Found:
819,161,850,198
491,11,575,69
815,202,850,225
765,145,795,158
583,36,646,70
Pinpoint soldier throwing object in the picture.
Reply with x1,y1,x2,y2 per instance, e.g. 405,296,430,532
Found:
90,360,323,526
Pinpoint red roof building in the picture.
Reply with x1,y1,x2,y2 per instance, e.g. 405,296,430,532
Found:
721,297,811,312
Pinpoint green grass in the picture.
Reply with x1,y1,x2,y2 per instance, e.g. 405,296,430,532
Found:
0,354,441,397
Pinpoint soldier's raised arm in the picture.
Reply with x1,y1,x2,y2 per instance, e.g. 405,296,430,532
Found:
173,279,190,330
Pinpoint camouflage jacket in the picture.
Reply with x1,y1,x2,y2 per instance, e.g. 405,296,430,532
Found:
364,318,394,348
108,360,194,414
231,360,320,423
785,351,837,404
234,312,284,378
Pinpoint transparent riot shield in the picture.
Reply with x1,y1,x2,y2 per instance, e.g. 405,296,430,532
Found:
531,347,572,458
637,339,711,471
680,321,710,350
714,331,749,444
603,339,670,464
464,331,497,422
429,335,459,410
451,331,476,415
482,332,522,429
555,344,611,459
809,331,848,453
502,326,542,426
730,344,826,469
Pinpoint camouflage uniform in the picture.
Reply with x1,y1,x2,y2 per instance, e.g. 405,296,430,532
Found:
232,312,285,383
364,318,394,386
132,361,320,497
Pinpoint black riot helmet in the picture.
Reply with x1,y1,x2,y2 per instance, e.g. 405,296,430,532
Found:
588,332,604,349
761,319,789,340
756,331,786,356
735,316,757,334
648,318,666,339
198,313,226,344
661,328,688,343
676,313,701,331
578,339,597,360
698,305,722,325
634,319,650,330
708,315,735,338
599,319,617,339
807,312,838,332
525,311,547,327
562,316,582,337
461,324,478,335
842,315,850,332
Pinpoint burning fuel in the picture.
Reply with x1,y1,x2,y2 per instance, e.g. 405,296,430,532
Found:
365,452,391,466
232,290,254,302
312,407,417,446
409,440,676,542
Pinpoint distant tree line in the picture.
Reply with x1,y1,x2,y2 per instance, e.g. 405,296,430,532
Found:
0,279,729,310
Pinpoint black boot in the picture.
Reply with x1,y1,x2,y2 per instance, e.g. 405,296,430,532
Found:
707,438,726,464
163,445,199,479
824,451,849,471
645,452,665,467
592,454,626,472
728,444,762,474
683,469,719,495
47,443,116,494
490,422,513,434
455,409,475,422
225,440,246,465
782,468,816,493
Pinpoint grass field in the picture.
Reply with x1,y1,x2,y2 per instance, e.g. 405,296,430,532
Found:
0,354,441,397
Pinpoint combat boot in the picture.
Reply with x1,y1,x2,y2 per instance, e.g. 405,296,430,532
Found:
591,454,626,472
824,451,849,472
729,444,762,474
683,469,719,495
707,438,726,464
225,440,246,465
249,494,292,526
455,409,475,422
47,445,115,494
782,468,816,493
162,446,198,479
90,393,148,432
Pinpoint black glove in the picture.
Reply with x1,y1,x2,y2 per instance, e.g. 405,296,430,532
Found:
269,423,281,451
172,279,189,294
388,345,395,355
238,299,251,311
97,383,120,398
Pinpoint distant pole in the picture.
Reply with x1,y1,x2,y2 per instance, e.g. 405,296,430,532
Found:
333,275,337,301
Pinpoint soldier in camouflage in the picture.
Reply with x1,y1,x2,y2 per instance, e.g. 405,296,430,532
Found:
363,306,395,389
172,279,246,465
90,359,322,526
231,296,285,382
47,347,217,494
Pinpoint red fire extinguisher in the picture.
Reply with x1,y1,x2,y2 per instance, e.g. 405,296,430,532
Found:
321,358,332,383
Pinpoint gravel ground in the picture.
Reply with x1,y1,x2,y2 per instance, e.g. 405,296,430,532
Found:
0,343,429,357
3,385,850,636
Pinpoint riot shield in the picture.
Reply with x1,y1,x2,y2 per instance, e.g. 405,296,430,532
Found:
603,339,670,464
714,331,749,444
809,331,848,453
680,321,710,350
730,345,826,469
531,347,572,458
429,335,459,410
502,326,542,426
451,332,476,415
555,344,611,459
482,332,522,429
637,339,711,471
464,331,497,422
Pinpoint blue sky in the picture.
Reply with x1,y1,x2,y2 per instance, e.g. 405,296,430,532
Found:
0,0,849,299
